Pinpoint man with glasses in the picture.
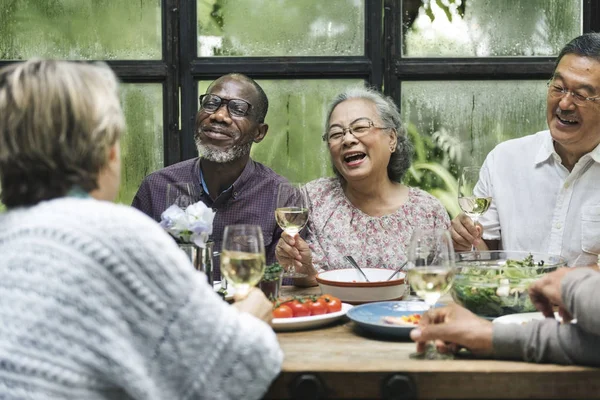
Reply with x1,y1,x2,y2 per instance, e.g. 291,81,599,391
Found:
133,73,288,279
452,32,600,268
413,33,600,367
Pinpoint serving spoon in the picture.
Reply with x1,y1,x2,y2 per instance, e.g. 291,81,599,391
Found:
386,260,408,281
343,255,370,282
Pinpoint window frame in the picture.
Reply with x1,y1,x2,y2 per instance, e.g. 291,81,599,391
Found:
0,0,598,168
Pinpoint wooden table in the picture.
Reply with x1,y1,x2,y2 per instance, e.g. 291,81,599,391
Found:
264,286,599,399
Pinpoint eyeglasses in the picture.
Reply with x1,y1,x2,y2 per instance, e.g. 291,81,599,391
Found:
546,80,600,107
199,94,253,117
322,118,389,145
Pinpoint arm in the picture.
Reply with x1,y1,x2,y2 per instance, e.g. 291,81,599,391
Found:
493,268,600,365
151,279,283,399
131,178,160,221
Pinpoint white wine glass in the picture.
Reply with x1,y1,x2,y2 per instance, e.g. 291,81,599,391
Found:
166,182,200,209
275,182,309,278
221,225,266,299
406,228,456,359
457,166,492,251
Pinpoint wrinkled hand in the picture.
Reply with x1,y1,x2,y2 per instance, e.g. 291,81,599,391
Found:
232,288,273,324
528,267,573,322
275,231,316,278
410,304,494,356
450,213,484,251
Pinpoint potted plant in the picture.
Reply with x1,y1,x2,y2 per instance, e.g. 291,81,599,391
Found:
259,263,284,300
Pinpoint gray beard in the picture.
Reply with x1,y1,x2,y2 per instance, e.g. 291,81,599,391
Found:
195,136,252,163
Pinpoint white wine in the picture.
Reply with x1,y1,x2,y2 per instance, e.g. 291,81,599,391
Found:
458,196,492,219
407,267,455,305
275,207,308,234
221,250,266,291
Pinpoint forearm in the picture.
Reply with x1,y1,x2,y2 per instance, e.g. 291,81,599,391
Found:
493,319,600,366
562,268,600,335
492,268,600,366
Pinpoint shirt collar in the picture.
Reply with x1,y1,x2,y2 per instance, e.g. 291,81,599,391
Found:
196,157,256,199
534,130,600,165
534,130,556,165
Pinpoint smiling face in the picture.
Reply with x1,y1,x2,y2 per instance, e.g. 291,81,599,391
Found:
547,54,600,157
194,76,268,163
327,98,396,183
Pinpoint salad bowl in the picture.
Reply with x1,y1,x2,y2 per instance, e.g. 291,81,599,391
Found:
451,251,567,318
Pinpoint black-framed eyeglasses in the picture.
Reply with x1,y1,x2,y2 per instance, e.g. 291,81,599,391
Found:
199,94,253,117
546,79,600,107
322,117,389,145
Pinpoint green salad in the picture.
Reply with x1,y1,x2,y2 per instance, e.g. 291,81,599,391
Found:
452,254,556,317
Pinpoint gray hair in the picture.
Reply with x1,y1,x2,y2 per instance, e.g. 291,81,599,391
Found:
0,59,124,208
555,33,600,69
325,86,413,183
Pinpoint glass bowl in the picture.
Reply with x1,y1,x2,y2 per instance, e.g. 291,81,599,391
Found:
451,251,567,318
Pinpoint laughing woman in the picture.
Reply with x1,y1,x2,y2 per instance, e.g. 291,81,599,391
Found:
276,87,450,286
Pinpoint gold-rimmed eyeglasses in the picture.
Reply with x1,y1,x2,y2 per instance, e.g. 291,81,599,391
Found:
547,79,600,107
322,118,389,145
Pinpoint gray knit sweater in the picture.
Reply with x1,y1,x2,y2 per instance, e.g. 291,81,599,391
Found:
493,268,600,365
0,198,282,399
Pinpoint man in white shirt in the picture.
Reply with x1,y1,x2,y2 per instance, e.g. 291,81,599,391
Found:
452,33,600,266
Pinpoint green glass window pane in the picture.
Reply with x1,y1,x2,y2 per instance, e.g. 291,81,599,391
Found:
118,84,163,204
402,0,581,57
0,0,161,60
198,79,363,182
401,80,547,216
197,0,364,56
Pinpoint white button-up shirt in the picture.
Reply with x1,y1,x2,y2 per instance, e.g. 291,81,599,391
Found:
476,130,600,266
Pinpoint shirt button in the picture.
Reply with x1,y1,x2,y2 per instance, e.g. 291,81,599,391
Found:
555,223,562,230
233,191,238,198
564,182,570,189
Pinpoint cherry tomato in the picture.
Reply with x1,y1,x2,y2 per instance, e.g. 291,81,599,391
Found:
273,304,293,319
319,294,342,313
288,300,310,317
306,299,327,316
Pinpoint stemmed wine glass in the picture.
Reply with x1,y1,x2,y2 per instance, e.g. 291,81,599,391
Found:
166,182,200,208
406,228,456,359
275,182,309,278
457,166,492,251
220,224,266,299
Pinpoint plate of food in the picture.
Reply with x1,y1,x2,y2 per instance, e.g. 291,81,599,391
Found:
271,294,353,332
493,312,563,325
346,301,429,339
213,281,235,301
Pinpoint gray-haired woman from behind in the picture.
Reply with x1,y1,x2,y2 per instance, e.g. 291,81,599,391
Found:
0,59,281,399
276,86,450,286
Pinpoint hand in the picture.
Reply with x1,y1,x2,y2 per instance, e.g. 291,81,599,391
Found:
410,304,494,356
450,213,484,251
275,231,315,278
232,288,273,324
528,267,574,321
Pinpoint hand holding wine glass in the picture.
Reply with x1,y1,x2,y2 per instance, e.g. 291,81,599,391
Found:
221,225,266,299
457,167,491,251
406,228,456,359
275,182,309,278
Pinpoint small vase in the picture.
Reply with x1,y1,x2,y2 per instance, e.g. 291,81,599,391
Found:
178,241,214,286
259,272,283,300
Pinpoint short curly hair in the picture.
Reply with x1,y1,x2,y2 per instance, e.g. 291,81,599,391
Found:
325,86,413,183
0,60,124,208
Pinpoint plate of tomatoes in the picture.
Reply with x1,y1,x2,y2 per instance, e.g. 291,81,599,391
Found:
271,294,353,332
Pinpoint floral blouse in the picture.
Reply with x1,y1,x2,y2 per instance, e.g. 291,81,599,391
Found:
305,178,450,272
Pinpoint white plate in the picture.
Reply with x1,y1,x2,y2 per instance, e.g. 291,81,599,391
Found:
493,312,561,325
213,281,235,301
272,303,353,332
